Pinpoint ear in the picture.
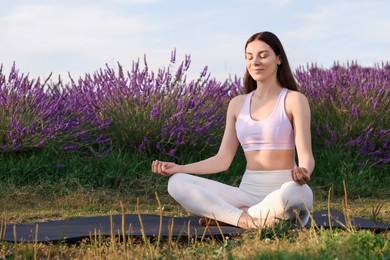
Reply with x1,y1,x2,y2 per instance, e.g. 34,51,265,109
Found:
277,56,281,65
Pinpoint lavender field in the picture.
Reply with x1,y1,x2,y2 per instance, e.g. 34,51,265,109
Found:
0,53,389,196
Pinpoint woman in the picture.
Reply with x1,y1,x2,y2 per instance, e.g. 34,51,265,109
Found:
151,31,314,229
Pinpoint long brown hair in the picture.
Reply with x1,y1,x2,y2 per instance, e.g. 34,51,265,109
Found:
243,31,299,94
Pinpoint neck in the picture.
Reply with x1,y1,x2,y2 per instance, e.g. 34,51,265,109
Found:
254,80,281,97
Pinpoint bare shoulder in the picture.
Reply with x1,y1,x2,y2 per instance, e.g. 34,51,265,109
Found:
286,90,309,107
230,94,246,105
285,90,311,118
228,94,247,116
286,90,308,101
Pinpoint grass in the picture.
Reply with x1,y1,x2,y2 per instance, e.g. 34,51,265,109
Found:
1,185,389,225
0,151,388,258
1,58,388,258
0,185,389,259
1,149,388,198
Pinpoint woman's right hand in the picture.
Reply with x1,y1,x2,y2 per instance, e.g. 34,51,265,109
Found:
151,160,180,176
291,166,310,184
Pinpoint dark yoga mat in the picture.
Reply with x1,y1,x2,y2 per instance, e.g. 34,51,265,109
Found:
306,209,389,231
1,210,388,243
1,214,240,243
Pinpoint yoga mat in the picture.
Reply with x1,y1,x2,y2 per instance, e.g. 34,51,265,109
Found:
306,209,389,231
1,210,388,243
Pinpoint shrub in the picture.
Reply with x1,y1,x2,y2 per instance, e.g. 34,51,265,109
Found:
0,56,388,194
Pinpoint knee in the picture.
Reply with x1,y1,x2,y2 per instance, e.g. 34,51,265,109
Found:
281,181,313,210
167,173,188,198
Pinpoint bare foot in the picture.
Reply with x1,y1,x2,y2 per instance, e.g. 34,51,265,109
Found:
237,213,258,229
237,212,280,229
198,217,230,227
240,206,249,213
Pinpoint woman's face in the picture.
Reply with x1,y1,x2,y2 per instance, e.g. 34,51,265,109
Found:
245,40,280,83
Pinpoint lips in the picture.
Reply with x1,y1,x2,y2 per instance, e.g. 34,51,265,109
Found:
251,69,264,73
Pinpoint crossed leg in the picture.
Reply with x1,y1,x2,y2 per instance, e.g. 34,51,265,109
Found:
168,173,259,227
247,181,313,226
168,174,313,229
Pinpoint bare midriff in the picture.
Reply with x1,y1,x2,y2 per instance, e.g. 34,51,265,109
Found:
245,150,295,171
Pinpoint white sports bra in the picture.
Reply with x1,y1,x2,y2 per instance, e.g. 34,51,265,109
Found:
235,88,295,151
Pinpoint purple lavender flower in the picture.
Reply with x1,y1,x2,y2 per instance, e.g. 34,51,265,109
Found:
351,104,360,117
63,145,78,151
184,54,191,71
175,63,183,79
171,49,176,63
1,54,387,166
12,139,21,150
75,131,88,138
200,66,208,78
96,135,111,145
150,103,161,121
296,62,389,165
169,148,176,157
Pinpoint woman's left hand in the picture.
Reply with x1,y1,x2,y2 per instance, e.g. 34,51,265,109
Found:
151,160,179,177
291,167,310,184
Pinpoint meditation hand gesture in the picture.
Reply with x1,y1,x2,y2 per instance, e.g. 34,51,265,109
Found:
291,167,310,184
152,160,180,176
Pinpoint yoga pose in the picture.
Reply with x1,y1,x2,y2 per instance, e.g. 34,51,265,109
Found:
152,31,314,229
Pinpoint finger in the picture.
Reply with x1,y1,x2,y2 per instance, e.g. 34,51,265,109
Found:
151,160,157,173
291,168,297,181
158,164,165,175
161,163,166,172
153,160,159,172
292,168,305,184
158,162,170,176
297,167,309,183
162,163,172,176
296,170,304,183
299,168,310,183
292,168,300,181
298,171,306,184
296,173,303,184
155,161,164,175
302,174,310,183
152,160,160,173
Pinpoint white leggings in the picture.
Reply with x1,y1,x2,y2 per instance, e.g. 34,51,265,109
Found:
167,169,313,226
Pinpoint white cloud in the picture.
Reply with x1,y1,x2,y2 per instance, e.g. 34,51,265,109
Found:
0,3,163,80
0,0,388,82
111,0,162,4
273,0,294,7
282,1,390,68
1,4,159,53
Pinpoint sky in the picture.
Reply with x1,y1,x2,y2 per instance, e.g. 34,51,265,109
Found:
0,0,389,83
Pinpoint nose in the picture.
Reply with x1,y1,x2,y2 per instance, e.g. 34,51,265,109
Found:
251,56,261,65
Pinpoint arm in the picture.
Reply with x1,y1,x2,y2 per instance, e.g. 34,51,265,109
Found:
152,97,241,176
288,91,315,183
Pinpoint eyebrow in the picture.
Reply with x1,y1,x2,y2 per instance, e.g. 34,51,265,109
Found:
245,50,270,55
